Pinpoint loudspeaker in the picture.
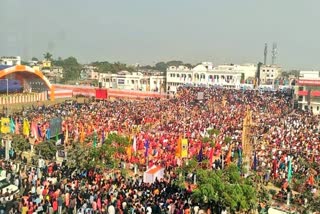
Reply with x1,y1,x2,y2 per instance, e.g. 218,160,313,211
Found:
98,82,102,88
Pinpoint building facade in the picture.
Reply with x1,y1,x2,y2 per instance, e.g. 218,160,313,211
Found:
0,56,21,66
99,71,165,92
259,65,281,84
166,62,246,92
296,70,320,115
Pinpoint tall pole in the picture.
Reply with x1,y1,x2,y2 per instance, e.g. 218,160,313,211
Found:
183,101,186,138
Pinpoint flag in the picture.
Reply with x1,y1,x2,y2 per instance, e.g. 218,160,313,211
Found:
237,147,242,169
10,118,15,133
65,127,69,144
181,138,188,158
144,140,149,157
0,117,10,134
31,121,39,139
287,157,292,183
15,119,20,134
101,130,105,144
45,128,51,140
80,126,85,143
197,145,203,162
175,136,182,157
209,147,214,166
93,130,97,148
253,151,258,171
37,124,42,138
225,146,232,166
132,136,137,154
23,119,30,136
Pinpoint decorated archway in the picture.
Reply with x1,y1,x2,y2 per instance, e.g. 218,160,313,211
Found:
0,65,54,101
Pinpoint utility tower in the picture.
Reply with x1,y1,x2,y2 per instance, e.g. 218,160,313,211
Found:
271,42,277,65
264,43,268,65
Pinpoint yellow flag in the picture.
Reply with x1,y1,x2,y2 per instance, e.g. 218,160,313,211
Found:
23,119,30,136
181,138,188,158
1,118,10,134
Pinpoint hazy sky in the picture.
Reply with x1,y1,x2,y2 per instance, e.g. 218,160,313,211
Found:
1,0,319,69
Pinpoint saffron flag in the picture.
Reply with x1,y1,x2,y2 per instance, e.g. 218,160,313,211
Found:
65,128,69,144
181,138,188,158
23,119,30,136
0,117,10,134
175,136,182,157
209,147,214,166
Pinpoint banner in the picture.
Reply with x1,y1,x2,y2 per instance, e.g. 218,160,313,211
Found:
49,117,62,138
0,118,10,134
181,138,188,158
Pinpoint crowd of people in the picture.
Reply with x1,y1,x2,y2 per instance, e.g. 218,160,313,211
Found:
0,86,319,213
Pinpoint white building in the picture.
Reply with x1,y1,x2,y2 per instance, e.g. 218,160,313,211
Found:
259,65,281,84
99,71,165,92
0,56,21,66
166,62,248,92
295,70,320,114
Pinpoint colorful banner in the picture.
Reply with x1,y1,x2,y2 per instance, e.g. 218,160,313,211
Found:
181,138,188,158
0,117,10,134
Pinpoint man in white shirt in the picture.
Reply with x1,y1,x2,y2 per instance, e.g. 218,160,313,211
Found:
107,204,115,214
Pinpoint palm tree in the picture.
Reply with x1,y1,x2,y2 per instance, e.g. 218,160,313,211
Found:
43,52,53,61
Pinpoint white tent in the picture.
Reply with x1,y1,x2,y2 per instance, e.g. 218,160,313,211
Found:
143,165,165,184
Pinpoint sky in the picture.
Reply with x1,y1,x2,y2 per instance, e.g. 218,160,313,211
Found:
0,0,320,70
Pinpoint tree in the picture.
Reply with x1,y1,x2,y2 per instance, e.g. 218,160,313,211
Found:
155,62,167,72
62,57,82,81
167,60,184,67
31,57,39,61
10,134,30,153
66,133,130,170
192,164,257,213
34,139,58,160
43,52,53,61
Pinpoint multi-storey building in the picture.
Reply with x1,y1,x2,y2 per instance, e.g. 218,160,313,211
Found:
296,70,320,114
259,65,281,84
99,71,165,92
166,62,247,92
0,56,21,66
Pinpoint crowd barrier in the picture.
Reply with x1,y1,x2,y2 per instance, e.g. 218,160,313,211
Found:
53,84,166,99
0,92,47,105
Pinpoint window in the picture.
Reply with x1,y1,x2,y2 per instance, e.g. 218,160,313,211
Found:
177,74,180,78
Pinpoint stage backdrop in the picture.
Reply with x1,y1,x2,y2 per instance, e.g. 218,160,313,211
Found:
96,89,108,99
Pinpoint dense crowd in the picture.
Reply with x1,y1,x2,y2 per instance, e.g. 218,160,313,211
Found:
0,86,319,213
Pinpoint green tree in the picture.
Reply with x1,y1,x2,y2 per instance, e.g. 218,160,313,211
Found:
193,164,257,213
62,57,82,81
34,139,58,160
10,134,30,153
31,57,39,61
43,52,53,61
155,62,167,72
167,60,184,67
